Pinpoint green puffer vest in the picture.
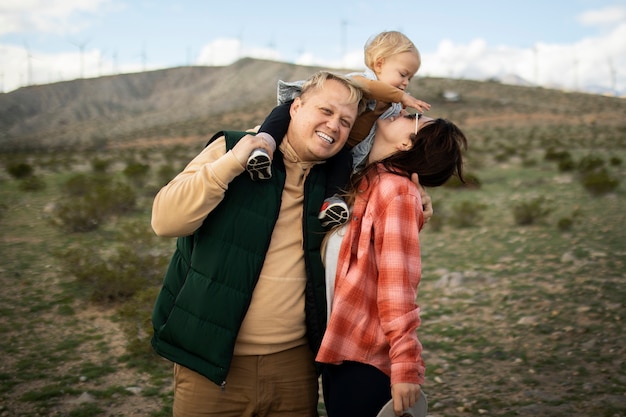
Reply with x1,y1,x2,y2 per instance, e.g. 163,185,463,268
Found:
151,131,328,387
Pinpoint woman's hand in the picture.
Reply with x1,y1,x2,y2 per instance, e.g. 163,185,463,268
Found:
391,382,422,416
411,173,433,223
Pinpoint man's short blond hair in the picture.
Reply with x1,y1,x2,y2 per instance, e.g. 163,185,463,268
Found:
300,71,367,115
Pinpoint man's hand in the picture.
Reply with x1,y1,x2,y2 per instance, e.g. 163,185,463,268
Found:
410,173,433,223
231,134,275,168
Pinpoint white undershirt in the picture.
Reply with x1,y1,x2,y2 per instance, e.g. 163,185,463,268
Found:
324,225,348,323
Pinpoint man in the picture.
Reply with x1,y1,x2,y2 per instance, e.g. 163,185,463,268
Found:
150,71,366,416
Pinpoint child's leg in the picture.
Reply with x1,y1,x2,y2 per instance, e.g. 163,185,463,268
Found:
318,148,352,227
258,100,292,146
247,101,292,180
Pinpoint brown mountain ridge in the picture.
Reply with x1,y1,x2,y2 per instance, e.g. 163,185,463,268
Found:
1,57,625,152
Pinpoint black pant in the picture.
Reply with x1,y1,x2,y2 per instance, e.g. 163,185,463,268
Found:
322,361,391,417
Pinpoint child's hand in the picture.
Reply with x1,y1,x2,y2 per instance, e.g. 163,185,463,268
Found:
402,92,431,113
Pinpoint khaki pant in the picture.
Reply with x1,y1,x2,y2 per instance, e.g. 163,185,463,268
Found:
173,345,319,417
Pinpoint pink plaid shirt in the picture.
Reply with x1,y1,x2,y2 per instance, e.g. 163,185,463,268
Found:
316,165,425,385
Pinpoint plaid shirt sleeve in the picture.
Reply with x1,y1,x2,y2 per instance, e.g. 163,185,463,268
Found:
375,177,425,385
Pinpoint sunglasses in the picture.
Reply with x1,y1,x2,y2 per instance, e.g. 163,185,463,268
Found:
404,112,422,135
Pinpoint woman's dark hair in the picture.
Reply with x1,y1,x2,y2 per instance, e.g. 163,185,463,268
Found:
346,117,467,202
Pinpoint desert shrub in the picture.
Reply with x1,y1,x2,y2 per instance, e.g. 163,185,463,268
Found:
557,156,576,172
6,161,34,179
91,157,112,173
118,286,161,358
58,221,172,360
544,148,571,163
577,155,605,174
580,168,620,196
100,181,137,215
444,172,481,189
62,173,108,197
557,217,574,231
18,175,46,192
522,157,538,167
157,164,178,186
123,162,150,187
53,175,137,232
54,234,168,303
609,156,622,167
545,148,576,172
53,197,105,232
448,200,487,228
512,196,553,226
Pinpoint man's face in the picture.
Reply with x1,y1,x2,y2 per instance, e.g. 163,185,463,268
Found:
287,79,358,162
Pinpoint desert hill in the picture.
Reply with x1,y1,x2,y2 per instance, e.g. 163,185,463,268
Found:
1,57,625,151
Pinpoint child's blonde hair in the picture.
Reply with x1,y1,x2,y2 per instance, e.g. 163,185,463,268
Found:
364,31,420,70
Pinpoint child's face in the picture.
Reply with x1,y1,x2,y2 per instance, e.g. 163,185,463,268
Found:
374,51,421,91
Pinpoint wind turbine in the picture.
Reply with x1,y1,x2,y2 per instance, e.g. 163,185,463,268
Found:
69,38,92,79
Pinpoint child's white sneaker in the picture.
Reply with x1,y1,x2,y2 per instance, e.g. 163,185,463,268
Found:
246,148,272,180
318,196,349,227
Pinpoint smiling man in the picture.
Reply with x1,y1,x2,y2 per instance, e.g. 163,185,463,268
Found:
150,71,365,417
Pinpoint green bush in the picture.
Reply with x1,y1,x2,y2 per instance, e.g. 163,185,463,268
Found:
545,148,576,172
557,217,574,231
18,175,46,192
54,219,169,302
55,242,168,303
6,162,34,179
448,200,487,228
512,196,553,226
123,162,150,187
577,155,605,174
580,168,620,196
62,173,107,197
118,287,161,358
53,197,104,232
52,175,137,232
157,164,178,187
91,157,112,173
557,156,576,172
544,148,571,163
445,172,481,189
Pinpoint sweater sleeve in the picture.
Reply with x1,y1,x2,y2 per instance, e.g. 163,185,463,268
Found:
351,75,405,104
151,136,245,237
374,178,425,385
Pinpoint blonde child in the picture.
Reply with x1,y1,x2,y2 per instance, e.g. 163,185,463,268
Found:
246,31,431,227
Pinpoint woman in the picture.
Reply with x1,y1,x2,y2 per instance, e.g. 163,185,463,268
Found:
317,112,467,417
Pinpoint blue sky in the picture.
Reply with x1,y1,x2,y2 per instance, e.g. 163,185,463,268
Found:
1,0,625,95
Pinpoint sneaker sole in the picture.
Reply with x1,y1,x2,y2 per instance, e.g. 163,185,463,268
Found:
247,152,272,181
320,205,349,228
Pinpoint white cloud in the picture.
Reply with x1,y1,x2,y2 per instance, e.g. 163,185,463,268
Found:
418,18,626,95
578,5,626,27
196,38,282,66
0,0,118,35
